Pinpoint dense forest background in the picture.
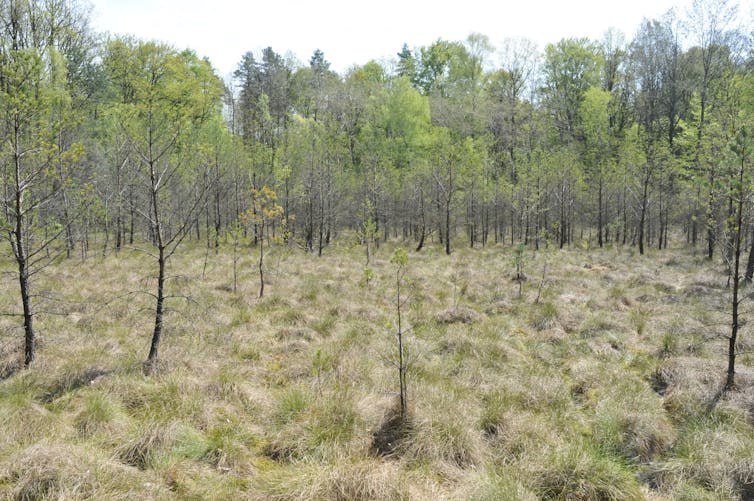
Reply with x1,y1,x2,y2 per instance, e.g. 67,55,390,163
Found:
1,0,751,260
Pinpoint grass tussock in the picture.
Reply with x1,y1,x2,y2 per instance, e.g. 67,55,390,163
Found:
1,443,170,500
531,440,643,500
252,459,408,501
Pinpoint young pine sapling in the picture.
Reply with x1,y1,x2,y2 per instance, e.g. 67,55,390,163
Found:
391,248,410,419
242,186,284,298
512,243,527,299
535,234,552,304
359,201,378,287
723,127,752,391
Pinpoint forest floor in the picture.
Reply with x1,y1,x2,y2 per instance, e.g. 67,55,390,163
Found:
1,237,753,500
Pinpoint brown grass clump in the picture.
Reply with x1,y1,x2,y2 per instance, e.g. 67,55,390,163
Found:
0,394,74,447
252,458,407,501
262,386,360,462
530,442,644,500
527,301,560,331
72,391,130,438
116,421,209,470
435,306,485,324
1,443,170,500
0,341,22,380
40,366,112,404
117,422,183,469
399,399,485,469
456,468,539,500
481,408,559,461
645,416,754,499
653,357,729,419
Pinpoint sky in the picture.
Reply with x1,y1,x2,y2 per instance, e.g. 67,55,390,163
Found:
87,0,753,80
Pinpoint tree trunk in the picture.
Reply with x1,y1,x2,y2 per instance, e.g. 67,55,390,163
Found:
597,177,603,248
147,243,166,369
445,198,451,256
129,183,135,245
259,228,265,298
214,161,222,249
10,125,36,367
639,167,650,256
18,257,35,367
726,151,747,390
416,190,426,252
147,161,166,371
14,212,35,367
707,165,716,260
744,226,754,282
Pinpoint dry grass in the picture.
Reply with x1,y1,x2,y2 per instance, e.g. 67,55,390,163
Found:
0,239,752,499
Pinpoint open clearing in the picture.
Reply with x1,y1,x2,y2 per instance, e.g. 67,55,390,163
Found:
1,240,753,500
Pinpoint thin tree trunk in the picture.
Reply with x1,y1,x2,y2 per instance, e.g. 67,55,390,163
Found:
726,157,745,390
639,168,650,256
11,125,36,367
707,165,716,260
416,190,426,252
744,225,754,282
445,195,451,256
147,160,166,371
147,243,166,369
14,209,35,367
259,225,265,298
597,177,603,248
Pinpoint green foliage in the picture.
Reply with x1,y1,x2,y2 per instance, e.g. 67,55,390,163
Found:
542,38,602,140
362,266,375,287
390,247,408,267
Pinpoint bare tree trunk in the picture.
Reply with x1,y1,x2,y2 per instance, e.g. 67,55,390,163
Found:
62,188,74,258
147,243,166,369
744,226,754,282
597,177,603,248
707,165,716,260
13,201,35,367
726,145,747,390
9,125,36,367
259,223,265,298
639,164,651,255
214,159,221,250
129,184,135,245
445,194,451,256
416,189,426,252
147,162,166,371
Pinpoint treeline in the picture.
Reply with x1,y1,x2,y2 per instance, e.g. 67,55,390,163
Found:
225,4,753,259
0,0,752,366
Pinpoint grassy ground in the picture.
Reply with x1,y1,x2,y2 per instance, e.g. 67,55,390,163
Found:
1,237,753,500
